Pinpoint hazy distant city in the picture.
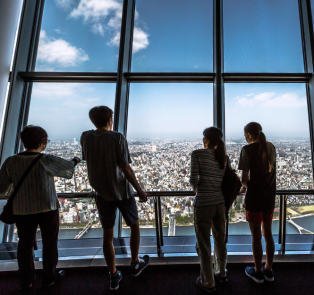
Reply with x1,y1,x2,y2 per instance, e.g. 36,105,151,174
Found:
39,138,314,237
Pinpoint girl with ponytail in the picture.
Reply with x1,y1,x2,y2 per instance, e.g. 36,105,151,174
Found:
238,122,276,283
190,127,227,292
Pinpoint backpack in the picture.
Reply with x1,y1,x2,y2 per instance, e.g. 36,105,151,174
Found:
222,156,242,243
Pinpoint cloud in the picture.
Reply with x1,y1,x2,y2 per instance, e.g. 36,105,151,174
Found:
246,93,254,97
235,92,306,108
55,0,74,9
132,27,149,53
68,0,149,53
261,93,307,108
37,30,89,67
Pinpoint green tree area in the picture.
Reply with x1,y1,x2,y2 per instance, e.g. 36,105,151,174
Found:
175,215,194,225
229,209,235,221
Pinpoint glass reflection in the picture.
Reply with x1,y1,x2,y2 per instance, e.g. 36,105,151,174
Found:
224,0,304,72
35,0,122,72
131,0,213,72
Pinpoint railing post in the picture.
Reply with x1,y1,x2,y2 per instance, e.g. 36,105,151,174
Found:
279,195,283,245
157,197,164,248
282,196,287,254
153,197,161,255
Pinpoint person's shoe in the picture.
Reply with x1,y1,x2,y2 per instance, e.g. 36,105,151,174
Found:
19,274,36,292
131,255,150,277
196,276,216,293
262,264,274,282
214,273,228,283
110,270,122,291
42,270,65,288
19,283,33,293
245,266,264,283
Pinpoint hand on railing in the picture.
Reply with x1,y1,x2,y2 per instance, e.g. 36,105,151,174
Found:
138,190,149,203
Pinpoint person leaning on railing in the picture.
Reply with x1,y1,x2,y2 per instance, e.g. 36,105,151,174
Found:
190,127,228,293
0,125,80,292
80,106,149,291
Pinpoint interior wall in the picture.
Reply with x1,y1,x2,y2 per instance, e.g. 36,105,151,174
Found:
0,0,23,244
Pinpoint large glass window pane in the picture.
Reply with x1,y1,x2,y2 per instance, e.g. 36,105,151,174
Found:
35,0,123,72
25,82,115,240
131,0,213,72
224,0,304,72
225,84,312,240
161,196,196,237
225,83,312,189
286,194,314,251
128,83,213,192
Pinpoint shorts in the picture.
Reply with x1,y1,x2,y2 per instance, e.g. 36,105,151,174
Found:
96,195,139,229
246,210,274,224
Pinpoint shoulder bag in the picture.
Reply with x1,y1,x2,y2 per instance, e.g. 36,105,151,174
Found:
222,156,242,243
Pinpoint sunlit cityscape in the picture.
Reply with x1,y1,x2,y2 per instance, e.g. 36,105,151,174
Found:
31,137,314,238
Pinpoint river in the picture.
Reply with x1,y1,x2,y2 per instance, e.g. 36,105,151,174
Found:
38,215,314,240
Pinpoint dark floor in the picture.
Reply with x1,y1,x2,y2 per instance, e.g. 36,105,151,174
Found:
0,263,313,295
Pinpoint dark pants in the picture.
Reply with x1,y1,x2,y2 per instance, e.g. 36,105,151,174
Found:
15,210,59,285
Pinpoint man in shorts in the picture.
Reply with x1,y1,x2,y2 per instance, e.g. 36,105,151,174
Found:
81,106,149,291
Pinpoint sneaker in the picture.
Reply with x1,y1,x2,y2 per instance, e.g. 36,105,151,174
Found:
131,255,150,277
196,276,216,293
110,270,122,291
214,273,228,283
20,274,36,292
245,266,264,284
262,264,274,282
42,270,65,288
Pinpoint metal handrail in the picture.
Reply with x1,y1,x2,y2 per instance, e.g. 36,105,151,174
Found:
1,189,314,200
1,189,313,255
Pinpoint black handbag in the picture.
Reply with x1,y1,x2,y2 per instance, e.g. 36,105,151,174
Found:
0,154,44,224
222,156,242,243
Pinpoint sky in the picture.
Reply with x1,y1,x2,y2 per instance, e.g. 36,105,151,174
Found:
27,0,310,140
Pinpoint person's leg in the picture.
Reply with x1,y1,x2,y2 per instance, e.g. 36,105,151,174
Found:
195,206,215,289
130,221,140,263
15,215,38,286
117,197,140,264
262,220,275,271
249,222,263,272
38,210,59,284
211,203,227,277
103,227,116,274
95,195,118,275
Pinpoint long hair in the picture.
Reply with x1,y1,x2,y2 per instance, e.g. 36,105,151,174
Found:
203,127,226,169
244,122,274,172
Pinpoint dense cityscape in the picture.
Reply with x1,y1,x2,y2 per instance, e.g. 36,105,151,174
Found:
37,138,314,236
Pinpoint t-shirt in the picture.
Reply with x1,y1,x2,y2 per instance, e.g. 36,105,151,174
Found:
190,149,226,207
238,141,276,212
0,152,75,215
80,130,134,201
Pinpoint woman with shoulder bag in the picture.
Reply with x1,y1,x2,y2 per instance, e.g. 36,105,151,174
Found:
190,127,228,293
0,125,80,292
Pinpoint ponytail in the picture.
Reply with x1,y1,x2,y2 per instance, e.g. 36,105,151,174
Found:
215,138,226,169
244,122,274,172
203,127,226,170
259,131,271,172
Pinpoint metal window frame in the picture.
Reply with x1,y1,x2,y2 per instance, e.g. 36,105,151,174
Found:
1,0,314,247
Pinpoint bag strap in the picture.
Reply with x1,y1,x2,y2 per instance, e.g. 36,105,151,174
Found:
225,210,229,243
8,154,45,204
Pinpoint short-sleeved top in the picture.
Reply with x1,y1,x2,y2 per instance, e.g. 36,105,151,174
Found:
238,141,276,212
190,149,226,207
80,130,134,201
0,152,75,215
